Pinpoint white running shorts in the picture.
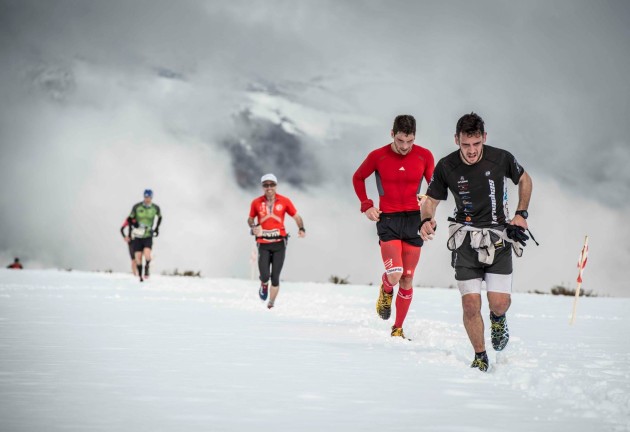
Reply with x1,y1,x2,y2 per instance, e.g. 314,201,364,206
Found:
457,273,513,296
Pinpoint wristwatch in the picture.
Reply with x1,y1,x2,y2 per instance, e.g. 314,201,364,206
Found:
515,210,528,219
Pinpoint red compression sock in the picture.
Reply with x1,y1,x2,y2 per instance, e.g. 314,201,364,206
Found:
394,287,413,328
381,272,395,294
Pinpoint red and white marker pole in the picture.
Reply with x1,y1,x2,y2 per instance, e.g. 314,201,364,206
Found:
570,236,589,325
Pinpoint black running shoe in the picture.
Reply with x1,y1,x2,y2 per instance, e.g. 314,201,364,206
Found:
470,351,489,372
490,312,509,351
259,283,269,301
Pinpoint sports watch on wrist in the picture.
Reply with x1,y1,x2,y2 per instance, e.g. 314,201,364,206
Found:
515,210,528,219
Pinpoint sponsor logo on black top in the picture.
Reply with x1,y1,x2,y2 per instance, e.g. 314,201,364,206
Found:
488,179,498,224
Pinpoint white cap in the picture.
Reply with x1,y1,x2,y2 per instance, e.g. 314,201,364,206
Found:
261,173,278,184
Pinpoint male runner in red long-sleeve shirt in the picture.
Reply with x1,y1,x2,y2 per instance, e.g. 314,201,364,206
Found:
352,115,434,339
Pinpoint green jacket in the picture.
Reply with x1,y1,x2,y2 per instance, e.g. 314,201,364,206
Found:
129,202,162,238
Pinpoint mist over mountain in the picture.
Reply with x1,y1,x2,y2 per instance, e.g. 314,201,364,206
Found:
223,108,320,190
0,0,628,295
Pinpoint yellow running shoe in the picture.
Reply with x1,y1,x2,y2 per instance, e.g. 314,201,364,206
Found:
376,284,393,320
391,326,406,338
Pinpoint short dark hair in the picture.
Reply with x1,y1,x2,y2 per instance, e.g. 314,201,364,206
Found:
456,112,485,137
392,115,416,136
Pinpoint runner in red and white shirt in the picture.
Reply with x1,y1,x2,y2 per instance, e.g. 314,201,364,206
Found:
353,115,434,339
248,173,305,309
120,218,138,276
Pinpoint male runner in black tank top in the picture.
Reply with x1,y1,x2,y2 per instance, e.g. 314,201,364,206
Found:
420,112,533,372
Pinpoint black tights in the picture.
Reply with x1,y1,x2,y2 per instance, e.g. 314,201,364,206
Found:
258,241,286,287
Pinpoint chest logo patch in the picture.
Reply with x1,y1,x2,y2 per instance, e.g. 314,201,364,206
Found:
275,204,283,211
399,167,405,171
485,171,491,176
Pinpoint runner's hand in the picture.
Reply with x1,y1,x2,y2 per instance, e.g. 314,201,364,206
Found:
252,225,262,237
420,219,437,241
124,236,131,243
506,225,529,246
510,214,528,229
364,207,382,222
153,228,159,237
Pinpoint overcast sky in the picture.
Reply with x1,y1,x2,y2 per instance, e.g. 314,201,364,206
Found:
1,0,629,296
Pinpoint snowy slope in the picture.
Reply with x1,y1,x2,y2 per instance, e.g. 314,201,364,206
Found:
0,270,628,432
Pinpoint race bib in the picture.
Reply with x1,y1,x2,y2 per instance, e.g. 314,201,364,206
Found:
261,229,281,239
131,226,147,238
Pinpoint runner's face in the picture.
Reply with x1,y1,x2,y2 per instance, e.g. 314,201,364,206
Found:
262,182,276,198
143,196,152,205
456,132,486,164
391,132,414,155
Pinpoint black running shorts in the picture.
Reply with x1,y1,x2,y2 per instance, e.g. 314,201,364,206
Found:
451,232,512,280
376,211,423,247
132,237,153,253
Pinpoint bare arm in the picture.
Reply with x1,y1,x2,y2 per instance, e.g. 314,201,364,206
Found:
420,196,440,241
247,217,261,236
293,214,305,238
517,171,532,211
511,171,532,229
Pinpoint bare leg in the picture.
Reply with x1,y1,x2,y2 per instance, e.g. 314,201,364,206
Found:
487,292,511,316
386,272,403,286
268,285,280,306
131,260,137,276
134,251,143,266
399,276,413,289
462,293,485,352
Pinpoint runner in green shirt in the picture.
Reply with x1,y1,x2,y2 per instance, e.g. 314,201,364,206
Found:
128,189,162,282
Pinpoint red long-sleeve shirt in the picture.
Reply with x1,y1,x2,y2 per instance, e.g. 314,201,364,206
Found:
353,144,434,213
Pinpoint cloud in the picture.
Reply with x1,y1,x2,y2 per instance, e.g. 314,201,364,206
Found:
0,0,628,295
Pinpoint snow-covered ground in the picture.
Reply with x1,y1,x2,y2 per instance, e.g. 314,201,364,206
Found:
0,269,628,432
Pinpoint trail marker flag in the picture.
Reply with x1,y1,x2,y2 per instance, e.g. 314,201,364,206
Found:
570,236,589,325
